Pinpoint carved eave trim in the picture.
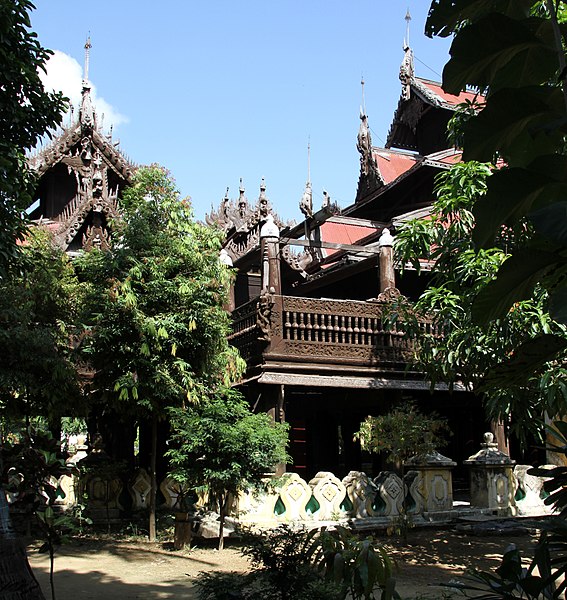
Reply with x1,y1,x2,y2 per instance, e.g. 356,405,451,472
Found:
386,78,461,150
29,123,83,176
30,122,135,184
91,130,135,182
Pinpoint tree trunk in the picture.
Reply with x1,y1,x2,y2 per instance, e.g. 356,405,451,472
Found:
217,494,225,551
0,488,46,600
148,414,158,542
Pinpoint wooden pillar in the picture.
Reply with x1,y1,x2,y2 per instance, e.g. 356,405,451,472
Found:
378,228,395,293
260,214,281,295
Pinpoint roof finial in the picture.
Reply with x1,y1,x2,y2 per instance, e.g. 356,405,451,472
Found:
404,8,411,51
299,138,313,218
84,35,92,82
307,136,311,184
361,76,367,117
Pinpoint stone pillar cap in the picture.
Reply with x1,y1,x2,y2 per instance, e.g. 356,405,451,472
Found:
405,450,456,467
464,432,515,465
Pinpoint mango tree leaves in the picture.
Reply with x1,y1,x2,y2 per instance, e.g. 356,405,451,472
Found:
472,247,567,325
482,333,567,388
473,155,567,247
443,15,558,94
462,87,565,164
426,0,535,37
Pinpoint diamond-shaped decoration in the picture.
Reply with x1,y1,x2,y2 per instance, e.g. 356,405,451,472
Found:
385,480,402,498
322,485,338,501
289,484,304,501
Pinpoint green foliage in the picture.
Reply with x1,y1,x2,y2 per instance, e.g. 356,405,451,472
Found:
196,525,397,600
166,387,289,525
443,421,567,598
196,525,341,600
425,0,567,386
447,542,558,599
393,157,567,442
355,403,449,466
316,526,399,600
1,428,80,600
76,165,242,418
0,228,82,420
0,0,67,277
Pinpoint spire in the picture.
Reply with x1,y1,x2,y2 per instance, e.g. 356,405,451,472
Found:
361,77,367,117
357,103,373,176
299,139,313,218
238,178,246,203
80,36,95,128
84,36,92,83
400,11,414,101
404,8,411,51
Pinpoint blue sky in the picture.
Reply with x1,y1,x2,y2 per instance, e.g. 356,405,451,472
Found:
31,1,452,223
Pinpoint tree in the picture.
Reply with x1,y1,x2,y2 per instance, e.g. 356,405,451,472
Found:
0,228,82,424
76,165,242,541
167,388,289,550
388,1,567,443
0,0,66,279
393,162,567,443
424,0,567,370
355,402,449,468
355,402,449,540
0,1,67,594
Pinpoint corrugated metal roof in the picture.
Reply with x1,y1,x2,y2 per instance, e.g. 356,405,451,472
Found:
417,78,480,107
373,149,419,184
319,221,378,259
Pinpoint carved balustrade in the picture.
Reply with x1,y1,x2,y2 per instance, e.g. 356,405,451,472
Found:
228,294,440,368
227,297,262,362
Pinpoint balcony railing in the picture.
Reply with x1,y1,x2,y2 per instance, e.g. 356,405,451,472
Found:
229,294,437,369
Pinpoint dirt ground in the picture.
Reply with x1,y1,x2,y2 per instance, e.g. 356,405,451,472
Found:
27,525,540,599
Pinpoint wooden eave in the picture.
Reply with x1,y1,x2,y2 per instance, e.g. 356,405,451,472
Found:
31,125,134,182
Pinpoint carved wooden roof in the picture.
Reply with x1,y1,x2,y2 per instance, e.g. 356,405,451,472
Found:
28,80,135,252
206,179,288,263
385,46,484,154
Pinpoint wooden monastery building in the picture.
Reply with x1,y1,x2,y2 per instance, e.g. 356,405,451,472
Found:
28,41,515,488
207,46,494,485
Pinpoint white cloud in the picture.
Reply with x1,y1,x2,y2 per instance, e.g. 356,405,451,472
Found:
39,50,128,131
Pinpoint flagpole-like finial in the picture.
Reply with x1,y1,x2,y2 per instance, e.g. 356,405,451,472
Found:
307,136,311,185
361,76,366,116
84,35,92,81
404,9,411,50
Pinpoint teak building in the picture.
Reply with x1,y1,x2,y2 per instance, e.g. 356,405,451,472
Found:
208,47,489,484
28,41,134,254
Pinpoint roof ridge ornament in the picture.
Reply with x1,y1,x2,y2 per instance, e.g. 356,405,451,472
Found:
84,35,92,83
257,177,270,219
404,8,411,51
400,10,414,101
80,36,95,129
357,102,376,178
299,139,313,218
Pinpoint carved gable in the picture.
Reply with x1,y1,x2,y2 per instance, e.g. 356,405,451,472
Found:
28,79,134,252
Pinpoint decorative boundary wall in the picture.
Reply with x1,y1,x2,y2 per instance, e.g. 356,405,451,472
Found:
40,463,554,529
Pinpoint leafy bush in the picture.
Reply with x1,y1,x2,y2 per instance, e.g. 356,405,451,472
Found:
195,525,398,600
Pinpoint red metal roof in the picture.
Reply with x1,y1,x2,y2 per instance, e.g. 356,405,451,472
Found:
319,221,378,259
372,149,419,184
417,78,480,107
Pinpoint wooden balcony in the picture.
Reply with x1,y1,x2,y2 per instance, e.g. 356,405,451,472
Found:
228,294,438,377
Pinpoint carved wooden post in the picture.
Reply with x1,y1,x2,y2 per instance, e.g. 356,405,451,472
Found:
260,214,281,295
219,249,235,312
378,228,395,293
